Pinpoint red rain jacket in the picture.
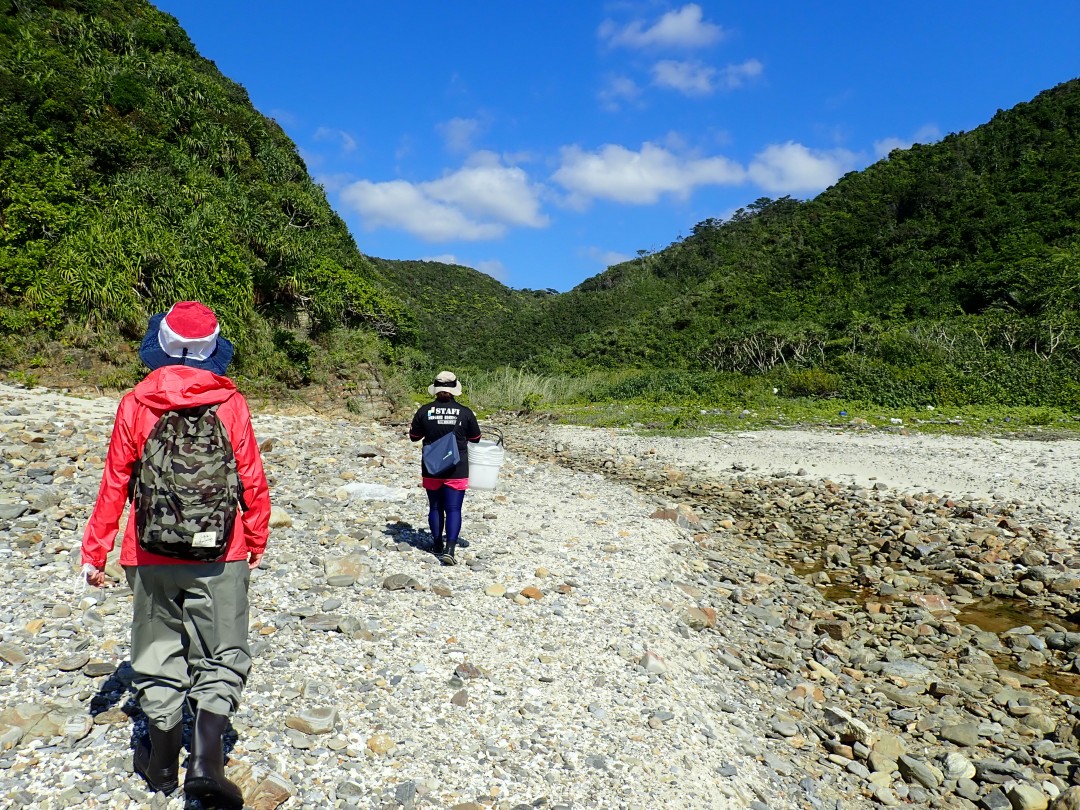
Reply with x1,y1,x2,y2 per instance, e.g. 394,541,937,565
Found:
81,366,271,568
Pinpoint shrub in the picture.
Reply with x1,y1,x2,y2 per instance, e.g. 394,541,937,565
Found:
783,367,841,398
271,328,311,382
589,370,718,404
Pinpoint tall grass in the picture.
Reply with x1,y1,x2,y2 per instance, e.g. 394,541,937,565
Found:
461,367,597,414
448,367,779,415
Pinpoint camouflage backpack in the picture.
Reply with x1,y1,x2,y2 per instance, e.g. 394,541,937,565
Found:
129,404,243,562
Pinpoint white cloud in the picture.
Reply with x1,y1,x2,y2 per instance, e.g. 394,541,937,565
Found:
658,131,689,151
651,58,763,96
874,124,942,158
340,153,548,242
651,60,716,95
600,4,724,50
747,142,859,193
501,149,538,165
313,127,357,154
718,58,763,90
341,180,505,241
437,117,483,153
552,142,745,206
425,151,548,227
598,75,642,111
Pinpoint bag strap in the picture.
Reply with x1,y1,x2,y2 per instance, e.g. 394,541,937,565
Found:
432,408,460,440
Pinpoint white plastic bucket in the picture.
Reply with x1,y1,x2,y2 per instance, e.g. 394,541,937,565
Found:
468,438,505,491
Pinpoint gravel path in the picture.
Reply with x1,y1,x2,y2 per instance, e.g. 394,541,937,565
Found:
6,383,1080,810
0,385,806,810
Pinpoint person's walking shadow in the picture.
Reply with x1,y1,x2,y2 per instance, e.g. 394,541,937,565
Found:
384,520,441,557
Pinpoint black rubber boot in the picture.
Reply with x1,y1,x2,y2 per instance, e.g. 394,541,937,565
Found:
431,536,445,556
185,709,244,808
440,540,458,566
133,721,182,795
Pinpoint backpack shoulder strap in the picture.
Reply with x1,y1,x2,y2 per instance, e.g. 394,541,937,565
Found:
128,408,171,502
127,404,227,501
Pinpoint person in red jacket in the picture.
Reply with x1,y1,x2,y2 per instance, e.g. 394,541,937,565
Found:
81,301,270,807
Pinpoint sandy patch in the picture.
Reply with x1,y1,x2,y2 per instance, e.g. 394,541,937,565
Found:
544,424,1080,527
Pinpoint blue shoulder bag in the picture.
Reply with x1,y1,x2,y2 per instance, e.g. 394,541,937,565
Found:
422,415,460,476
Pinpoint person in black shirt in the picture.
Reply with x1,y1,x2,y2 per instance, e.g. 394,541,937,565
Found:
409,371,481,565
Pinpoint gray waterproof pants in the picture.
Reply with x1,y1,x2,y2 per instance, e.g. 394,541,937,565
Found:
125,561,251,729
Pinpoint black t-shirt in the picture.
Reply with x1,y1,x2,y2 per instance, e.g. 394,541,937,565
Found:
409,400,481,478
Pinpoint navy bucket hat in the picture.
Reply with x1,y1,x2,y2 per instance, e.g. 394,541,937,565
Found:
139,301,234,375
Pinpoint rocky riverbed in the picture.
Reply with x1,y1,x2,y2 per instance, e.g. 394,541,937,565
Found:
509,423,1080,810
2,384,1080,810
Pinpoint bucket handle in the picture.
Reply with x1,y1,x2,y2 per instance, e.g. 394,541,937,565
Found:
479,424,504,447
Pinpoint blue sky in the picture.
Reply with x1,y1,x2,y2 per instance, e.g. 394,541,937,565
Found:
153,1,1080,292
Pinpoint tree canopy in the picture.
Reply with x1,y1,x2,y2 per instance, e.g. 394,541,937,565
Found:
4,0,1079,409
0,0,410,373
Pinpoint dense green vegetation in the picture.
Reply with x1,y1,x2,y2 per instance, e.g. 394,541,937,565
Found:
389,78,1080,412
0,0,411,391
365,257,545,368
3,0,1078,419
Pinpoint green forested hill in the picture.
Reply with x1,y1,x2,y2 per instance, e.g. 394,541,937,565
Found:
0,0,410,386
401,79,1080,406
4,0,1079,410
508,78,1080,375
366,257,545,368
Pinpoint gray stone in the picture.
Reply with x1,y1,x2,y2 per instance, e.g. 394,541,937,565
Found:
292,499,323,515
976,759,1026,785
1050,787,1080,810
940,722,981,747
877,660,932,680
382,574,419,591
868,751,898,773
337,780,365,799
394,780,417,808
0,643,28,666
1007,784,1049,810
56,652,90,672
823,705,876,745
982,788,1013,810
898,755,943,789
873,785,902,807
285,706,338,735
302,614,344,632
940,751,977,781
0,502,27,520
771,719,799,738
